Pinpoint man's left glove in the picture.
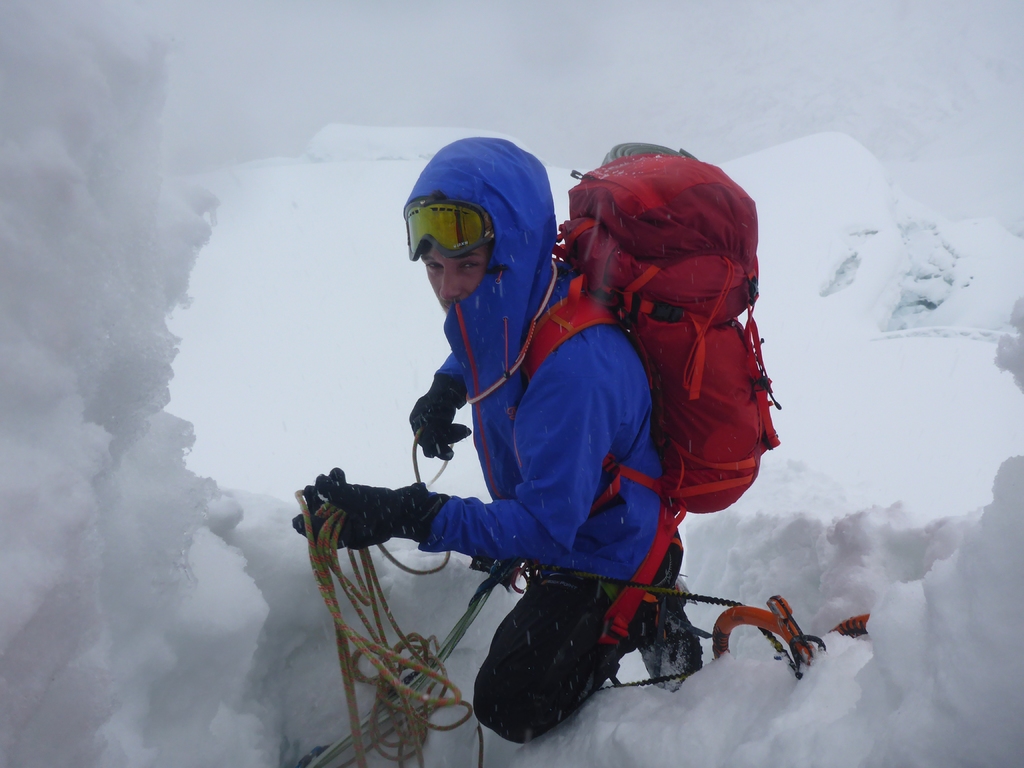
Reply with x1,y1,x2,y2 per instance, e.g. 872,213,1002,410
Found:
410,373,471,461
291,468,448,549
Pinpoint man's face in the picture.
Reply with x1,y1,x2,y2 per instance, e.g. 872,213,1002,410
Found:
421,244,492,312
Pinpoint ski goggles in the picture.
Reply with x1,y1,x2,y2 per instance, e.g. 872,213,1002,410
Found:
404,197,494,261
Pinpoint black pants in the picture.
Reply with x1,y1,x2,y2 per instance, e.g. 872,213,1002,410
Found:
473,543,680,743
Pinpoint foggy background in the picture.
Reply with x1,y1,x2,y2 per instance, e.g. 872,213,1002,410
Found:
147,0,1024,231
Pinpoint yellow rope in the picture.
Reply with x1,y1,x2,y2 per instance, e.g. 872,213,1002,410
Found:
298,491,474,768
376,543,450,576
374,428,452,577
297,429,486,766
411,427,449,487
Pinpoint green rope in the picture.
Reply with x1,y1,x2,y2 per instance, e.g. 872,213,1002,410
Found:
610,671,695,689
528,562,744,607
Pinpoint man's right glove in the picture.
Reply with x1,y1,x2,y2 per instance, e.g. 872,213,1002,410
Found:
293,468,448,549
409,373,471,461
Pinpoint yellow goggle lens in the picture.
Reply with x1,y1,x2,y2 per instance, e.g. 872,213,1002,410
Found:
405,200,492,259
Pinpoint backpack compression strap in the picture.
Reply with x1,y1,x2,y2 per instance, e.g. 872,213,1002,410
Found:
744,311,782,449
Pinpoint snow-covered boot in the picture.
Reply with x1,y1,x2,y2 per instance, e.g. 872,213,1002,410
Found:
639,591,705,691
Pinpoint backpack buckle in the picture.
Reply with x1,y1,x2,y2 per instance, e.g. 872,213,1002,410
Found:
649,302,684,323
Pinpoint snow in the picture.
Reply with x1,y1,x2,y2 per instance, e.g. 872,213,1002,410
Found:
2,1,1024,767
997,298,1024,392
565,454,1024,768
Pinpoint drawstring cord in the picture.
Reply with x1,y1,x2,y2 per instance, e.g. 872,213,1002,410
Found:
466,259,559,405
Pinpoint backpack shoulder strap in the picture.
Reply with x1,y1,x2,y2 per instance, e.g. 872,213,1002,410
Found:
523,275,618,380
523,274,678,632
522,274,665,505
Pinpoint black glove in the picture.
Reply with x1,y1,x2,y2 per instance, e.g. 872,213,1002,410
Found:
410,373,471,461
291,468,448,549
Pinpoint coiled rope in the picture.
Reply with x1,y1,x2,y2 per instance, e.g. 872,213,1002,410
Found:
297,489,485,768
296,431,487,768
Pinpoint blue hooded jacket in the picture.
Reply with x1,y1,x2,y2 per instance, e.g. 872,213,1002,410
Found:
409,139,661,580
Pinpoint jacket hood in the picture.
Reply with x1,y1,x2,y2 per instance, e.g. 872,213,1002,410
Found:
407,138,558,405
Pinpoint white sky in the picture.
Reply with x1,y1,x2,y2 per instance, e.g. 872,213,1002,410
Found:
149,0,1024,178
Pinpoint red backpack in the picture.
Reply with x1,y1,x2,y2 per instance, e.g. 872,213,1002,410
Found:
525,151,780,514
